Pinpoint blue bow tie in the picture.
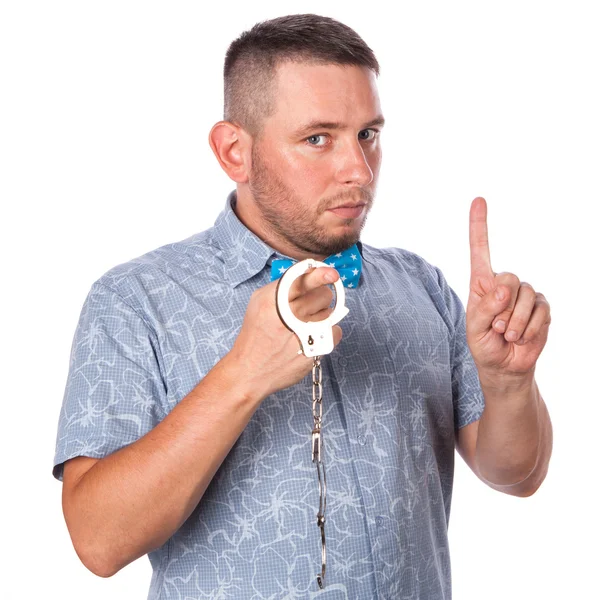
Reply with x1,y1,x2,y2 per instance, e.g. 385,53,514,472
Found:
270,243,362,288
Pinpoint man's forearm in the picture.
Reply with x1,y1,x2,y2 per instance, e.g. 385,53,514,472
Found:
64,350,263,577
475,372,553,496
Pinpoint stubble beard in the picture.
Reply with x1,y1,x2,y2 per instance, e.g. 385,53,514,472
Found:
249,144,374,257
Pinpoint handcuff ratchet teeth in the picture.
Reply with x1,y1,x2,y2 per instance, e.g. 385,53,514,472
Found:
275,258,350,357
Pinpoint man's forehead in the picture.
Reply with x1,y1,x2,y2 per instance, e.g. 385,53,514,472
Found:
270,61,381,130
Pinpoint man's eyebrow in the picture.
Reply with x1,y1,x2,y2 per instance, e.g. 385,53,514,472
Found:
292,115,386,138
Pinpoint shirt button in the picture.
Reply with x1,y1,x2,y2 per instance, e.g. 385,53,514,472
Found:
338,357,348,367
375,516,384,528
357,435,367,446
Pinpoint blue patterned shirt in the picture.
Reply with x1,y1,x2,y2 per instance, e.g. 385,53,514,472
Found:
53,190,485,599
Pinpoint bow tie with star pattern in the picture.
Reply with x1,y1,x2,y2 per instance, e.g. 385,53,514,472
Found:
270,243,362,288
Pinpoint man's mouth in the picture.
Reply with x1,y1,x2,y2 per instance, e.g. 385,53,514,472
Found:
326,203,366,219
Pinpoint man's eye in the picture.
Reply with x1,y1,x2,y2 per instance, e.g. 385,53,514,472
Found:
307,134,328,146
359,129,378,141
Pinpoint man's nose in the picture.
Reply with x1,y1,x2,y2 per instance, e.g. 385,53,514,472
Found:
335,139,374,187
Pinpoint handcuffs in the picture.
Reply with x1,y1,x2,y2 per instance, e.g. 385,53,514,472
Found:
275,258,349,356
275,258,350,589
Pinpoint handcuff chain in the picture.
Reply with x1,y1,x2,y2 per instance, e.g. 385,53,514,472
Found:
311,356,327,589
274,259,347,590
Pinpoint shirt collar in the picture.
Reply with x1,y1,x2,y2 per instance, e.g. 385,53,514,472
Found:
212,190,364,288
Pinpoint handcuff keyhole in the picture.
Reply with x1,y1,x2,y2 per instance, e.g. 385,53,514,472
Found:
308,335,314,345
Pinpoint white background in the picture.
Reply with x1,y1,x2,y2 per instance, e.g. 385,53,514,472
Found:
1,1,598,598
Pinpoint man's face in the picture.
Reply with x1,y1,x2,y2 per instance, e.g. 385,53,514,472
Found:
247,62,384,259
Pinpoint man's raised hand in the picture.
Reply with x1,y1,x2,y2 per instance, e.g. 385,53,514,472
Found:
466,197,551,383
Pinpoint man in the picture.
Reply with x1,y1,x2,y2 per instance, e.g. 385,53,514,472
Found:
53,14,553,599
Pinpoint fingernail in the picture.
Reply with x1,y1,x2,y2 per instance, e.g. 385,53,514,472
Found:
324,272,335,283
495,320,506,332
506,330,518,342
495,288,505,301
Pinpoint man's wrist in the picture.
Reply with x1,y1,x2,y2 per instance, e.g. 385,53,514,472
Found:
477,366,536,396
214,347,266,407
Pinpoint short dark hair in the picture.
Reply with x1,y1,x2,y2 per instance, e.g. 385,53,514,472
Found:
223,14,380,138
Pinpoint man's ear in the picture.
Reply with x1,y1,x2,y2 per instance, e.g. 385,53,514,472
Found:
208,121,251,183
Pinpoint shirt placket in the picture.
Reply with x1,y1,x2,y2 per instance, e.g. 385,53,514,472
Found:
323,339,392,598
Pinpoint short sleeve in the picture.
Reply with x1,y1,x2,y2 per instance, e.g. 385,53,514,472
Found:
432,266,486,430
53,281,168,481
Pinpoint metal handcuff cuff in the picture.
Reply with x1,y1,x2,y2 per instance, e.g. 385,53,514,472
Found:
275,258,350,589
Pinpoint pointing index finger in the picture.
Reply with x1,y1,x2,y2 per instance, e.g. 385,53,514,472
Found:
469,197,493,279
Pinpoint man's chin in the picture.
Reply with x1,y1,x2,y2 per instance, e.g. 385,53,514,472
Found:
310,234,361,257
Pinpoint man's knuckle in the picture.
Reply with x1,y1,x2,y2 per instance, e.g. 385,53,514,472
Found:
509,316,528,332
519,282,534,294
519,284,536,301
507,273,520,287
496,272,519,287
